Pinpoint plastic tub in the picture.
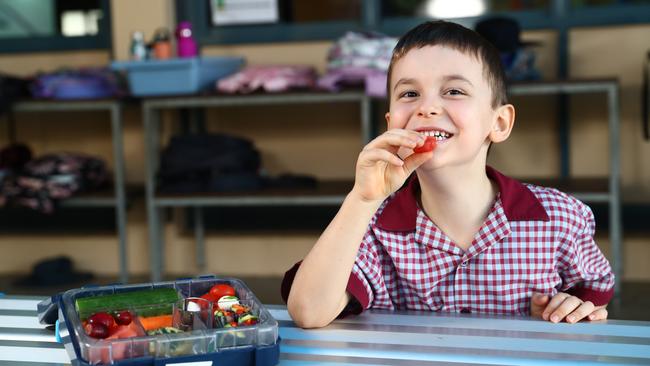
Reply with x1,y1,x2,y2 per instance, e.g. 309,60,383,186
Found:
111,57,244,96
48,276,279,365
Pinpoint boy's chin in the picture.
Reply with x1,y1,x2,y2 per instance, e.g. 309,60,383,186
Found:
416,156,483,172
416,157,441,171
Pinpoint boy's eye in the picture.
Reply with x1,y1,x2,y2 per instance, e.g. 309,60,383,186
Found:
445,88,465,96
399,90,419,98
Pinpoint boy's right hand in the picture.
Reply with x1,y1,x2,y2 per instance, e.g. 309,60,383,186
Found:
352,129,433,203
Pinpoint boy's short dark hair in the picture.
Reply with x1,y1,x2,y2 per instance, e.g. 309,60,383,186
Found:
387,20,508,109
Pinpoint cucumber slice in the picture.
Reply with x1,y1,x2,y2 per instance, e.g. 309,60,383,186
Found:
238,314,258,324
75,288,179,320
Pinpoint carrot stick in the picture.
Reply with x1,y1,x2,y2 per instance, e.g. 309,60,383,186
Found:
138,314,172,331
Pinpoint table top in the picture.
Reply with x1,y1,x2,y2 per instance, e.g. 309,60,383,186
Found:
1,295,649,365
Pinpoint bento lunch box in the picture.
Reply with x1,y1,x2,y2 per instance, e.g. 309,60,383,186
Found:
37,276,280,365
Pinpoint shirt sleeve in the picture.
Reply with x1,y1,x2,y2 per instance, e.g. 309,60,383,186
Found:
280,225,384,318
557,198,615,306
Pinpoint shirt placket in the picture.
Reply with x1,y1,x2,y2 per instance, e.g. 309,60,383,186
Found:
453,200,511,314
454,252,473,313
415,211,464,312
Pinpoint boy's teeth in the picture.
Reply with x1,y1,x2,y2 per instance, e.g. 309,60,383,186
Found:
422,130,451,140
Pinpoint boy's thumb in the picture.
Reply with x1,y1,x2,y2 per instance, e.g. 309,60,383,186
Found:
403,151,433,175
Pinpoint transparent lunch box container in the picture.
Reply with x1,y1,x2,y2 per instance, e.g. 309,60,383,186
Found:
40,276,280,365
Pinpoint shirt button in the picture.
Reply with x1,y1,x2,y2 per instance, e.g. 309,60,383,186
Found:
461,308,471,314
460,260,468,267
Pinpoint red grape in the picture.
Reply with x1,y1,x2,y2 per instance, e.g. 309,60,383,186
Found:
114,311,132,325
88,312,114,329
84,322,109,339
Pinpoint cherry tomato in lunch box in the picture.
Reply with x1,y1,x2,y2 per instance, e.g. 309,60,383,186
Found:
88,312,115,329
209,284,236,300
198,293,217,310
413,137,437,153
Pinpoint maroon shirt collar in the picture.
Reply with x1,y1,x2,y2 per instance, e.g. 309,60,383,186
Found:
376,166,550,231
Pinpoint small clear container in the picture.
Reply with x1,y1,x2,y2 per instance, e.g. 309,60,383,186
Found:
172,297,212,332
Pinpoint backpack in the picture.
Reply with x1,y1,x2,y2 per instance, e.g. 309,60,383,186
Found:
158,133,263,193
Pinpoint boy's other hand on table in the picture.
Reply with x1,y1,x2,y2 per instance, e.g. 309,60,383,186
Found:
530,292,608,323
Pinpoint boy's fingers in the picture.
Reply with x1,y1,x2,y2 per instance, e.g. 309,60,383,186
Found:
548,296,583,323
368,130,423,150
588,307,608,321
530,293,549,318
542,293,570,321
565,301,595,324
402,150,433,174
533,293,549,305
359,148,404,167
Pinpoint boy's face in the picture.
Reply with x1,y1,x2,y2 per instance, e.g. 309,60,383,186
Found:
386,45,512,170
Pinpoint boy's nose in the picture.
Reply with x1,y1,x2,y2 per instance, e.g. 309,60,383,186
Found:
417,103,441,117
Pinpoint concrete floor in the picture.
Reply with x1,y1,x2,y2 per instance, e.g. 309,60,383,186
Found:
1,274,648,321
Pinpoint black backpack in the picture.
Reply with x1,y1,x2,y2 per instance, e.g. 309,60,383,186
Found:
158,133,263,193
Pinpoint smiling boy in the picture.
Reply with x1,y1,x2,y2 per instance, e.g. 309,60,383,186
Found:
283,20,614,328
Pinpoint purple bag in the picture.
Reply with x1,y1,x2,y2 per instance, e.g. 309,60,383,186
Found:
31,68,124,100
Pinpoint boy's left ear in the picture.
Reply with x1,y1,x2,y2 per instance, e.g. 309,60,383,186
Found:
489,104,515,143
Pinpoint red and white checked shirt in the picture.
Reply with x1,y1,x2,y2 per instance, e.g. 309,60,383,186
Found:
282,166,615,316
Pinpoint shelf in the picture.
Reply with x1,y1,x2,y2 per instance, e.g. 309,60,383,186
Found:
509,79,619,96
144,90,368,107
154,180,352,207
520,177,612,203
13,98,124,112
155,177,611,207
11,98,130,283
61,185,142,208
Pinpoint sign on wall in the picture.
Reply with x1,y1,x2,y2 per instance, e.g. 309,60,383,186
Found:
210,0,279,26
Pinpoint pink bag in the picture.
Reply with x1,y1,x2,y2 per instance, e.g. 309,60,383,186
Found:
217,65,317,93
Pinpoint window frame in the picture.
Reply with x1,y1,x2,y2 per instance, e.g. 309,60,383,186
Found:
178,0,650,46
0,0,112,54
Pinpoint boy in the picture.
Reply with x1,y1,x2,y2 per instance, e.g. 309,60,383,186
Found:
282,20,614,328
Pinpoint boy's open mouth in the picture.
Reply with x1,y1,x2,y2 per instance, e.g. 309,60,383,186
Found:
420,129,453,141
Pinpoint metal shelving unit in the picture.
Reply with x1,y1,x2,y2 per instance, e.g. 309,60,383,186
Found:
142,81,622,299
11,99,130,283
142,91,371,282
509,79,622,297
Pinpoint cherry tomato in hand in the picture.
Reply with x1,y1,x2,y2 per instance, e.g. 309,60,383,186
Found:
413,137,437,153
209,284,236,300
